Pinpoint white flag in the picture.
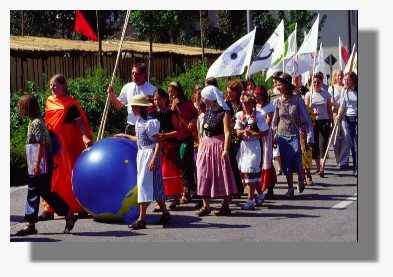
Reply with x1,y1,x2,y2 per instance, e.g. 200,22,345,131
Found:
265,25,298,80
206,27,256,79
292,53,315,77
315,43,327,84
352,52,357,74
248,20,285,76
297,14,319,55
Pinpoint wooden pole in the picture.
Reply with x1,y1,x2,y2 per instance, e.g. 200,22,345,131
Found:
96,10,103,68
96,10,131,141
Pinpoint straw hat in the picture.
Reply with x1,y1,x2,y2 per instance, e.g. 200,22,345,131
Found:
126,94,153,107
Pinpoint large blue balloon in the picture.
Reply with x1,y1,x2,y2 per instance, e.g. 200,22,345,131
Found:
72,137,139,223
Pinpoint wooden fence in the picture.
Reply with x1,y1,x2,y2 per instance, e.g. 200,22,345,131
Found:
10,51,218,93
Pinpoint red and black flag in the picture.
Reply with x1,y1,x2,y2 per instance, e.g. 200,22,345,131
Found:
74,10,98,42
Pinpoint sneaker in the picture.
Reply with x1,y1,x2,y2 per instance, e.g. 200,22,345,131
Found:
255,193,265,206
128,220,146,230
297,179,305,193
15,225,38,236
284,188,295,198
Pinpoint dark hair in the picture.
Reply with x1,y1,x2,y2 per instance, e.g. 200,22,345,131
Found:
18,95,41,118
345,72,358,91
225,79,243,102
133,63,147,74
272,71,283,78
313,72,324,82
51,74,70,95
154,88,170,106
168,81,186,103
204,77,218,88
247,78,256,88
140,106,148,120
254,86,269,103
198,101,206,113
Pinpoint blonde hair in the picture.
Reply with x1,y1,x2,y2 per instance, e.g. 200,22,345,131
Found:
331,69,343,86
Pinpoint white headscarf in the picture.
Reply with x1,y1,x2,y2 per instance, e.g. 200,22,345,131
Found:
201,85,229,111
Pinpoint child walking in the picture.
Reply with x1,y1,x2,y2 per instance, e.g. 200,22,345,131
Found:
15,95,77,236
115,94,171,230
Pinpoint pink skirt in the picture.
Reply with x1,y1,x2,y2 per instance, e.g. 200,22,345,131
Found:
196,135,238,198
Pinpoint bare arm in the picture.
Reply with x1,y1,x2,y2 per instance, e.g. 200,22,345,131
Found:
114,133,137,142
75,117,93,147
222,112,231,159
148,135,161,171
265,111,274,127
33,141,45,176
107,84,124,111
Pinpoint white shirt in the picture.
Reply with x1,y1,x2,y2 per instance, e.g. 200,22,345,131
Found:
117,81,157,124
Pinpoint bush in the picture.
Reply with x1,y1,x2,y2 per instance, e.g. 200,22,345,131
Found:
10,68,127,186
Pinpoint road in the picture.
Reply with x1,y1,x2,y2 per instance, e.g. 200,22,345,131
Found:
10,150,357,244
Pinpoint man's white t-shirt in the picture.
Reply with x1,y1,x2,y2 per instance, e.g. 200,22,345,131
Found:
117,81,157,124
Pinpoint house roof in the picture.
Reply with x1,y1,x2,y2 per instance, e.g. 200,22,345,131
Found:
10,36,222,56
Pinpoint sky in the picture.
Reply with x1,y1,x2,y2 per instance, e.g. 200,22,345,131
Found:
2,1,391,276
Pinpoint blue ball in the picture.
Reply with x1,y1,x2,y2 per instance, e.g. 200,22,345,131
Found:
72,137,139,223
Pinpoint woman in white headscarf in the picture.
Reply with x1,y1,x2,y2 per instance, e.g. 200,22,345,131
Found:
195,85,238,217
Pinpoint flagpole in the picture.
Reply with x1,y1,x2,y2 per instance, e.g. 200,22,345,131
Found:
96,10,131,141
322,51,356,166
96,10,103,68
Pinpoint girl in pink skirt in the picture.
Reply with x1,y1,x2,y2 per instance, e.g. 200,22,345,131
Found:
195,86,238,216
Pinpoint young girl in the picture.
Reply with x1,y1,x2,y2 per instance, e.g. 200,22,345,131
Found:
115,94,171,230
235,91,269,209
15,95,77,236
150,89,183,210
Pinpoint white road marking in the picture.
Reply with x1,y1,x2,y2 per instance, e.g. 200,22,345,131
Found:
331,193,357,210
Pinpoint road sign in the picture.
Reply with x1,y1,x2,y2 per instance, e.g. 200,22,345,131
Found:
325,54,337,66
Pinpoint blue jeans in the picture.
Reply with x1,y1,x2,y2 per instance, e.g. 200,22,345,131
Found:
345,116,358,173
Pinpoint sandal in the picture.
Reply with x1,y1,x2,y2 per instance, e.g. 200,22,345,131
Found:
63,214,77,234
180,193,191,204
306,178,314,186
169,200,180,210
155,212,172,225
38,210,54,221
297,179,305,193
212,206,231,216
195,207,211,217
319,171,325,178
152,205,162,212
128,220,146,230
15,225,38,236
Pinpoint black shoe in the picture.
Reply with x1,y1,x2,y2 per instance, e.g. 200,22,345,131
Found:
156,213,171,225
213,206,231,216
128,220,147,230
64,214,78,234
276,170,283,176
15,225,38,236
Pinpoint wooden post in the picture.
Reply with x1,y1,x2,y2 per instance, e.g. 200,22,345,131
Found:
96,10,103,68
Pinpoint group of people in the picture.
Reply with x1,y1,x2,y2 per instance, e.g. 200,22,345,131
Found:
15,62,358,235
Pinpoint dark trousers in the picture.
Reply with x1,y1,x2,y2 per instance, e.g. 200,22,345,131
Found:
345,116,358,172
179,135,196,193
24,154,70,223
312,119,332,159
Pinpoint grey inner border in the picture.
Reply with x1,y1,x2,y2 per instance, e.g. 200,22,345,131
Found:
29,30,377,262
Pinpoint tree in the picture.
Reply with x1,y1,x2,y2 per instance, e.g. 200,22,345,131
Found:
10,10,117,40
